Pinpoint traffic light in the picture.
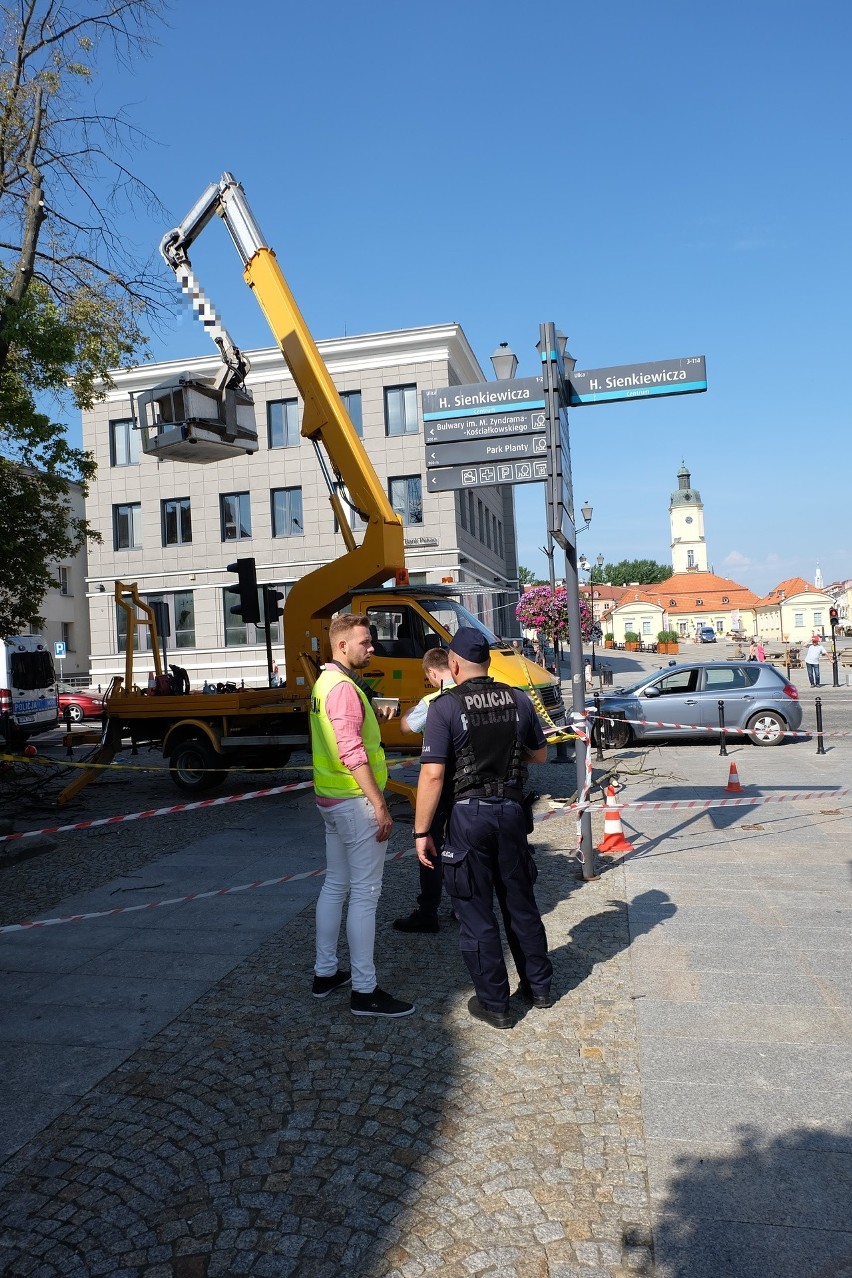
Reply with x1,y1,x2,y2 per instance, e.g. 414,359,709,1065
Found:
829,607,839,629
226,557,260,624
263,586,285,626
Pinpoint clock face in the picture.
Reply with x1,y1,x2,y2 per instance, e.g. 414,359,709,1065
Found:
685,516,693,524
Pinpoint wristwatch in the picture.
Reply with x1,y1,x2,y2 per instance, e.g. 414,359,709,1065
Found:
413,831,430,839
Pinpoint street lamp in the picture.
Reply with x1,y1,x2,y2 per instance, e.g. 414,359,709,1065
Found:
579,501,593,530
490,342,518,381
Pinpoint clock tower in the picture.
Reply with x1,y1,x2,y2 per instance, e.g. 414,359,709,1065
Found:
669,463,708,573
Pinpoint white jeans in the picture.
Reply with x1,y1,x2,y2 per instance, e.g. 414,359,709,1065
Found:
315,796,385,993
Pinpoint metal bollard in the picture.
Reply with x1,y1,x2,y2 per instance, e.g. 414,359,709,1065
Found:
718,700,728,756
593,692,604,762
815,697,826,755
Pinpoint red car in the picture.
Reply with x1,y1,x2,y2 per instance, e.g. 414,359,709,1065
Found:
58,689,104,723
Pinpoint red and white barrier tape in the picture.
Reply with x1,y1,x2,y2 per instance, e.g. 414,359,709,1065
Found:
593,712,848,739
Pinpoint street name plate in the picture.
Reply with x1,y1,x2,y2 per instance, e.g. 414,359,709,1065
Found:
422,375,545,422
427,458,550,492
423,408,546,443
568,356,707,406
426,434,549,468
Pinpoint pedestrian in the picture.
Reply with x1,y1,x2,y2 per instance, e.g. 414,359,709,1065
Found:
414,627,553,1030
393,647,456,934
748,641,758,661
310,613,415,1018
756,640,765,662
584,657,593,689
803,635,828,687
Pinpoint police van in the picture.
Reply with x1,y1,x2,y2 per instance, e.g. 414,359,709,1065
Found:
0,635,59,743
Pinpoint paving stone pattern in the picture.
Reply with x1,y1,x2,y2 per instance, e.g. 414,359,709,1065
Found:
0,814,653,1278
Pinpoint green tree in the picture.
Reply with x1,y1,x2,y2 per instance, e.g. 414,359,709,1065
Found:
590,558,672,587
518,564,545,587
0,1,167,634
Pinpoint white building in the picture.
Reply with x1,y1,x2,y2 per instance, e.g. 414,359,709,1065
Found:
80,324,520,687
37,480,92,681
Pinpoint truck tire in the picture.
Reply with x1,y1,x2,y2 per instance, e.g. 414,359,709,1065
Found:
168,737,228,792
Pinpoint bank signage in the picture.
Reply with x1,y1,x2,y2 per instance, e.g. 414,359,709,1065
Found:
426,434,548,468
427,458,549,492
568,356,707,406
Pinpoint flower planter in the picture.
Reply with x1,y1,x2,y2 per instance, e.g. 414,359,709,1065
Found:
625,642,639,651
604,640,614,649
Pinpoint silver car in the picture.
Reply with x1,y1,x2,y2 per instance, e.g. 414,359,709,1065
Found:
590,661,803,747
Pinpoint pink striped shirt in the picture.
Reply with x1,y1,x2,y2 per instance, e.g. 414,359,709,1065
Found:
315,674,370,807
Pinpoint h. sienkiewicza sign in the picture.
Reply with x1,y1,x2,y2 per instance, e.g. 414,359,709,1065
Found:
568,356,707,406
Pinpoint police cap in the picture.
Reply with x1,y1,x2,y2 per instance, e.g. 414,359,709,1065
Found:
449,627,491,664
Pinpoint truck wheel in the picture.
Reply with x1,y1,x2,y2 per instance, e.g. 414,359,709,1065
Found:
168,738,228,792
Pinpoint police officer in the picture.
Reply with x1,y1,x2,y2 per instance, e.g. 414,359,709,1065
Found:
413,628,553,1029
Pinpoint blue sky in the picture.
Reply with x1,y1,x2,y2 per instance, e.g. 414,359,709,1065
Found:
76,0,850,595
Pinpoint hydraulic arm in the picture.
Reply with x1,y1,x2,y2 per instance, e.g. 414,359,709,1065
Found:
159,174,405,685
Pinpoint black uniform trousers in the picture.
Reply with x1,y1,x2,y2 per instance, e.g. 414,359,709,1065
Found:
416,789,453,917
441,796,552,1012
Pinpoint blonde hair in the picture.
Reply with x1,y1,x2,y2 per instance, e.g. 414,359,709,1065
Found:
329,613,370,646
422,647,450,673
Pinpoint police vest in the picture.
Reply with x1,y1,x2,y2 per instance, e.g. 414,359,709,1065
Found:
446,677,526,800
310,667,388,798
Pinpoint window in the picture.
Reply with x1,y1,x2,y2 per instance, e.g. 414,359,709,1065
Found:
497,521,504,558
110,418,139,467
58,566,71,596
704,667,747,690
687,550,695,568
384,385,418,436
623,618,635,633
642,619,652,635
365,606,425,658
388,476,422,525
813,611,823,626
223,583,287,647
116,603,140,652
652,669,699,696
695,598,703,606
715,620,724,633
271,487,303,537
459,491,467,530
340,390,363,438
485,509,491,549
477,500,484,542
492,513,498,552
162,497,192,546
145,591,196,649
113,502,142,550
61,621,75,652
221,492,251,541
268,399,300,448
468,491,475,532
794,612,804,627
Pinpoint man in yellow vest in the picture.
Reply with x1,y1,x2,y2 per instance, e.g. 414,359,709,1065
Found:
310,613,415,1018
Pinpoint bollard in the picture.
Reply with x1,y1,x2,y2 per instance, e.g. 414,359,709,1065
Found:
815,696,826,755
718,700,728,756
63,705,74,759
593,692,604,762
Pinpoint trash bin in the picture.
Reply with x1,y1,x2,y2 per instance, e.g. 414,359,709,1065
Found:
601,665,614,687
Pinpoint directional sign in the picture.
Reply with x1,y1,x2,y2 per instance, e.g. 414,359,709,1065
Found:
423,408,546,444
568,356,707,406
426,434,549,468
427,458,550,493
422,375,545,422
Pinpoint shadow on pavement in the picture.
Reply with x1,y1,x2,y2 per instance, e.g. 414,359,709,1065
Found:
653,1124,852,1278
549,889,676,997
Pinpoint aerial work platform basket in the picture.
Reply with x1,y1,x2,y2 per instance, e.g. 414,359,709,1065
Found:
137,374,258,463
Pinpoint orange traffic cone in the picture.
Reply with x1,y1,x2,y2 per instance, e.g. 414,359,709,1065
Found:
597,785,634,855
725,761,743,793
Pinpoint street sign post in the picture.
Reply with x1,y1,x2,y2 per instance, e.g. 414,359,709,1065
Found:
427,458,549,492
423,408,546,443
53,639,65,683
568,356,707,406
422,375,545,421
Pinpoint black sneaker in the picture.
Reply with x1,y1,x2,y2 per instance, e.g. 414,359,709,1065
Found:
350,987,415,1017
393,911,440,934
312,969,351,999
513,982,555,1009
467,996,513,1030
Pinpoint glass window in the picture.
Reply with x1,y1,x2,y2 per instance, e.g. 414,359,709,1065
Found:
145,591,196,649
116,602,141,652
485,510,491,549
651,668,700,695
459,490,467,530
477,500,484,542
813,611,823,626
340,390,363,438
162,497,192,546
687,550,695,568
113,502,142,550
384,385,418,436
221,492,251,541
642,619,652,635
467,490,474,532
794,612,804,627
58,566,71,596
61,621,75,652
271,487,303,537
416,597,498,645
267,399,300,448
365,606,425,658
704,666,748,690
498,521,504,558
223,583,287,646
388,476,422,526
110,418,139,467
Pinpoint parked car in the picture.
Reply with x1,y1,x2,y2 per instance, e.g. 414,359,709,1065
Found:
58,688,104,723
589,661,802,747
698,625,718,643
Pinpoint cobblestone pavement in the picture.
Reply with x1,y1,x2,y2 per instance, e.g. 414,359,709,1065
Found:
0,786,654,1278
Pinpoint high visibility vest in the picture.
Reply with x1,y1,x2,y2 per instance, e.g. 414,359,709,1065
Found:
310,666,388,798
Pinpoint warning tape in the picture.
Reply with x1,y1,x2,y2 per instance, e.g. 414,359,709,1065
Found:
0,752,419,776
3,787,849,936
592,712,847,740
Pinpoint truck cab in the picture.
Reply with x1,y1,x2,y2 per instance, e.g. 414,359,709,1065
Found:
351,587,566,748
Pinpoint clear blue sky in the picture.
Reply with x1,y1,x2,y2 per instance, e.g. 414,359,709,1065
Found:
80,0,850,595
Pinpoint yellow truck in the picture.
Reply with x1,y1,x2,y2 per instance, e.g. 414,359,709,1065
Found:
61,175,565,801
